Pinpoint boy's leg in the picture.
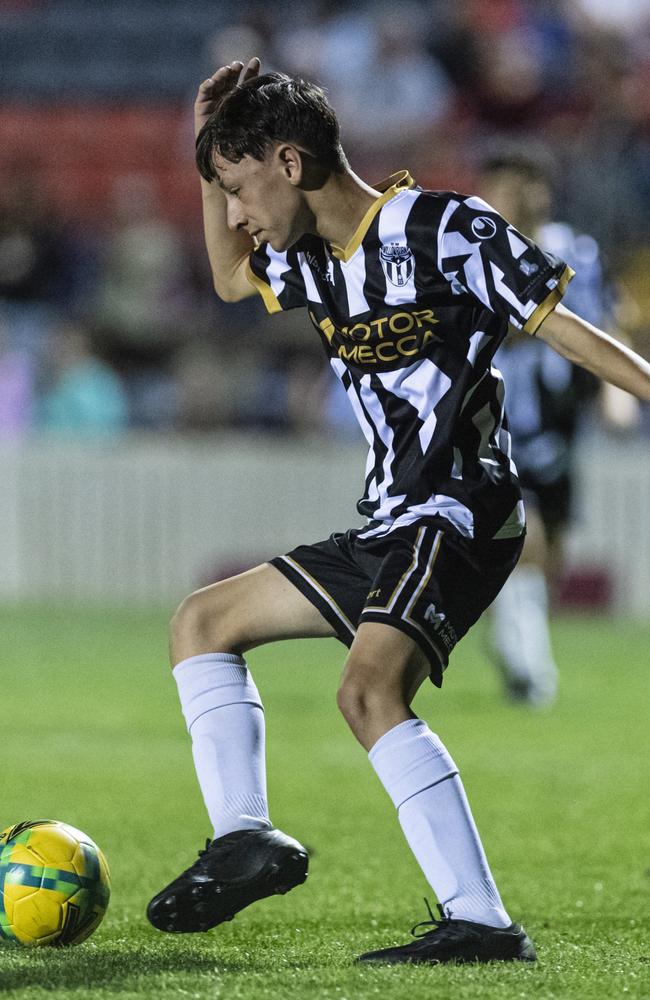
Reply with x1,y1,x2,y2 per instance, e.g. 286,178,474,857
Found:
171,562,336,839
338,622,510,925
338,622,535,963
490,508,558,705
170,561,337,663
148,563,336,933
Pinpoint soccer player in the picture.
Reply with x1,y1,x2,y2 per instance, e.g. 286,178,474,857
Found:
147,60,650,964
477,149,638,705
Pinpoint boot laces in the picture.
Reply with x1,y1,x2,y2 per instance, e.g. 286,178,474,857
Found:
187,838,214,872
197,838,212,859
411,898,468,942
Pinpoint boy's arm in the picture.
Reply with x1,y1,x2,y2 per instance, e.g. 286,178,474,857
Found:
538,303,650,402
194,59,259,302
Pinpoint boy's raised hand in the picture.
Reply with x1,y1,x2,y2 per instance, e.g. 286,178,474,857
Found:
194,58,260,137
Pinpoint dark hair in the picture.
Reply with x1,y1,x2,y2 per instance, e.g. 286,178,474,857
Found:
196,72,347,181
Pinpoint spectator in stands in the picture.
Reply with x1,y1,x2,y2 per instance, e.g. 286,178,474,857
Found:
0,310,33,437
577,0,650,32
95,174,192,355
93,173,198,426
0,163,85,362
36,321,128,438
0,164,79,308
353,5,452,147
560,22,650,252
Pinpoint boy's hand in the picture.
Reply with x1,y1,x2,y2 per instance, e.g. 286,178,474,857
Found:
194,58,260,137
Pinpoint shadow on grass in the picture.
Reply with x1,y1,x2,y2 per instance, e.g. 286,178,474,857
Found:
0,939,318,993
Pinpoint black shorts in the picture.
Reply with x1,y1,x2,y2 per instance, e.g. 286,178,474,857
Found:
271,524,523,687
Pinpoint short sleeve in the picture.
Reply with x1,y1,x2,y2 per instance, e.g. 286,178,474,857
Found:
246,243,308,315
438,194,574,335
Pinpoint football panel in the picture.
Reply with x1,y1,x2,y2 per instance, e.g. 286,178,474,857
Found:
2,861,81,902
97,851,111,898
55,822,102,852
58,894,108,946
11,889,66,943
70,843,111,903
1,865,88,944
0,843,42,868
24,825,79,867
0,888,18,943
0,820,55,848
0,821,76,866
1,880,41,927
61,871,110,946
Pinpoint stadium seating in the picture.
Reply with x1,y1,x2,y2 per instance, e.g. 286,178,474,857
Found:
0,106,198,222
0,2,223,100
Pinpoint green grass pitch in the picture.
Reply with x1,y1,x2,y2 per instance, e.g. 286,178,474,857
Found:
0,605,648,999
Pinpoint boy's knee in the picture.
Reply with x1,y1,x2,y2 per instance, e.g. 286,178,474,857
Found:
336,650,401,731
169,584,238,666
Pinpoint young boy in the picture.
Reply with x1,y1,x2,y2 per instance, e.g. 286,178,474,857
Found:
147,60,650,964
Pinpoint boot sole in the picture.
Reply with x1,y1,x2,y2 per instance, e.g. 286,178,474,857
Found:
357,929,537,965
359,953,537,965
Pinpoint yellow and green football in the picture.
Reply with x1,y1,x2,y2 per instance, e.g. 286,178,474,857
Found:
0,819,110,946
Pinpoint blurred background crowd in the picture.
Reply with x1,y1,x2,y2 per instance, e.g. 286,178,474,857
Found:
1,0,649,440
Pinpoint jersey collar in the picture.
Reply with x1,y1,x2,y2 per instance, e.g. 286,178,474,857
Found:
329,170,415,263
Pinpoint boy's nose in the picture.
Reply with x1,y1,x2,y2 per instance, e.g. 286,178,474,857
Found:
226,201,247,232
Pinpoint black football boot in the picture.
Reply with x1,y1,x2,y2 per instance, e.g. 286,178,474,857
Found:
357,900,537,965
147,828,308,933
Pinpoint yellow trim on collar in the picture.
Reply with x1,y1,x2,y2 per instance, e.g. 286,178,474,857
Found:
329,170,415,263
523,265,575,336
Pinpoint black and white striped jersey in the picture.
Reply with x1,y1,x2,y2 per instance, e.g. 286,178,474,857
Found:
247,171,574,543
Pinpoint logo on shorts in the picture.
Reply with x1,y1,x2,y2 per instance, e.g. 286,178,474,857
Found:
380,243,415,286
424,604,447,630
423,603,458,652
470,216,497,240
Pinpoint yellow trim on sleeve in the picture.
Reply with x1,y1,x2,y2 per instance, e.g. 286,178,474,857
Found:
329,170,415,263
245,259,283,315
523,265,575,336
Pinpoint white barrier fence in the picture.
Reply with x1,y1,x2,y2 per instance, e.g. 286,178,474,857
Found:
1,435,648,614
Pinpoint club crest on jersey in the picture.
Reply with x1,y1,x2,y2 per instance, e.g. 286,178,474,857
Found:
380,243,414,287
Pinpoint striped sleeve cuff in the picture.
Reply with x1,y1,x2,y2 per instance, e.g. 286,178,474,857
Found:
523,265,575,336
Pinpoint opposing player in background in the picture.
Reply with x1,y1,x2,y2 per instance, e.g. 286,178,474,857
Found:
147,60,650,965
477,150,638,705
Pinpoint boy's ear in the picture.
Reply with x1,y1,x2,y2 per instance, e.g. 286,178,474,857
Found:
276,144,303,185
275,145,330,191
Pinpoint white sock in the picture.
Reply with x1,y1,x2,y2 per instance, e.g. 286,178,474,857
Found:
491,564,558,704
369,718,511,928
173,652,272,840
